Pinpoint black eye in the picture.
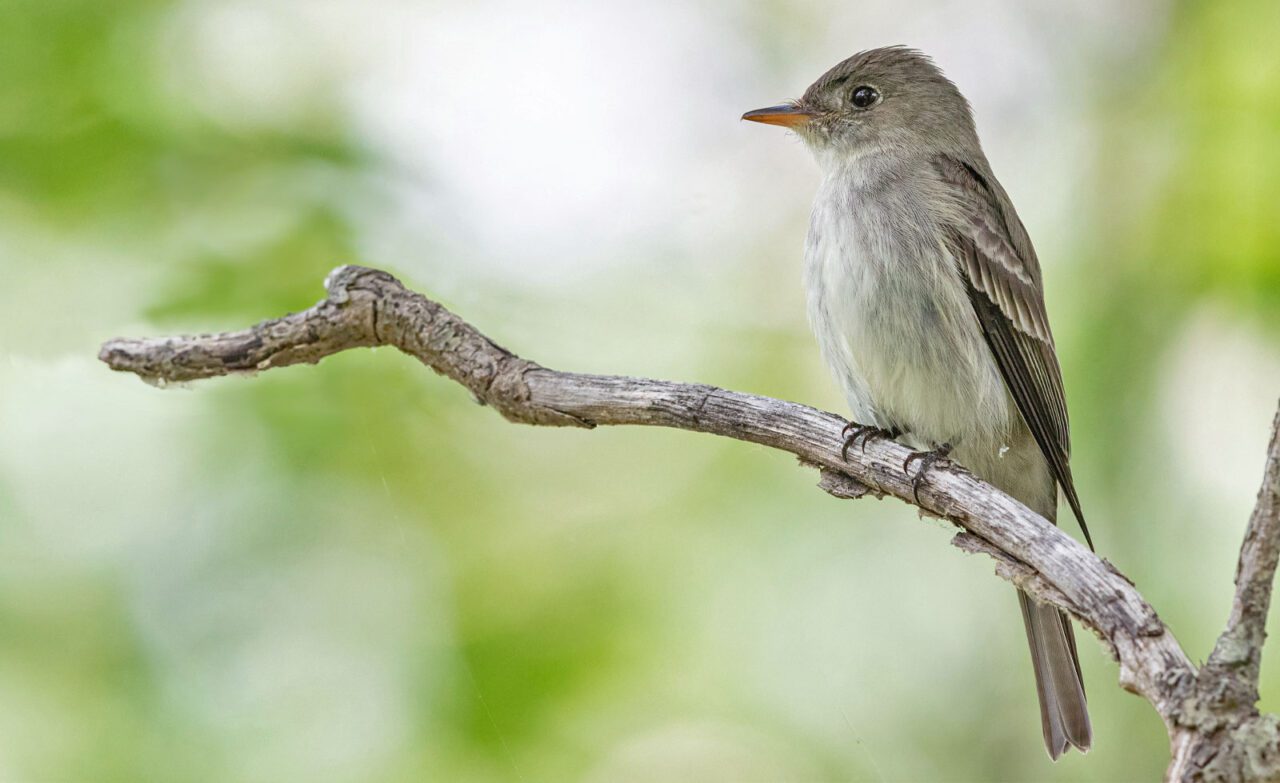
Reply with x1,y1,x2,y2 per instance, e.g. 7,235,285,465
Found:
850,86,879,108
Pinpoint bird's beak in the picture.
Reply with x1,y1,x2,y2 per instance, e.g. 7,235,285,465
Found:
741,103,813,129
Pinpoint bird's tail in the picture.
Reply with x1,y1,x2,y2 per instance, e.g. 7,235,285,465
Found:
1018,589,1092,759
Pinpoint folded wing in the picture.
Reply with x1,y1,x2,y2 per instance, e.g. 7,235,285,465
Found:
934,155,1091,549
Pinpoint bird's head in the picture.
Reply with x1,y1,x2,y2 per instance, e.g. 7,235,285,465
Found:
743,47,979,165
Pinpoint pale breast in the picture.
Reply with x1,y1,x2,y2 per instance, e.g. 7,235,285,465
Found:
803,165,1015,452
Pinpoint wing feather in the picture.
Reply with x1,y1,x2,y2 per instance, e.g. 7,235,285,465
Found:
934,155,1092,549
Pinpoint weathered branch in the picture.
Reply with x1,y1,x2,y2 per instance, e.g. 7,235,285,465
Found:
1168,408,1280,780
1207,408,1280,692
99,265,1280,780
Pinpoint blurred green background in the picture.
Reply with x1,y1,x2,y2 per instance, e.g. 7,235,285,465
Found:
2,0,1278,780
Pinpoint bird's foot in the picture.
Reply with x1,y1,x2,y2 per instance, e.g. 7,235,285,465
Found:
903,443,952,503
841,422,902,461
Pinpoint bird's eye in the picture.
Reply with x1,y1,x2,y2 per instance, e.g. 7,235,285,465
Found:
850,86,880,108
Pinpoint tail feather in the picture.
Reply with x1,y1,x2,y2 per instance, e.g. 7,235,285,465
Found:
1018,590,1092,759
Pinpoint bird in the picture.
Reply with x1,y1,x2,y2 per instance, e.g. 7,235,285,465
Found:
743,46,1093,759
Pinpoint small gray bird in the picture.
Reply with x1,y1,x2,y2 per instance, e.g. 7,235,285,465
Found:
744,46,1093,759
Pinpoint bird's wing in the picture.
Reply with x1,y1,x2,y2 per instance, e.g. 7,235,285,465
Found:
933,155,1092,549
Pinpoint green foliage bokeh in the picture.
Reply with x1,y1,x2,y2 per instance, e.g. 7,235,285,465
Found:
2,1,1278,781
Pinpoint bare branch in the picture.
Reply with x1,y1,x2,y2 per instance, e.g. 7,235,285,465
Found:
1204,405,1280,702
105,264,1280,777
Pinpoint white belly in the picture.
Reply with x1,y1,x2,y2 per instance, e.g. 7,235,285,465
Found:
803,171,1015,455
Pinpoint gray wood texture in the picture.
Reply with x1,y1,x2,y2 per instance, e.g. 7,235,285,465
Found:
99,265,1280,781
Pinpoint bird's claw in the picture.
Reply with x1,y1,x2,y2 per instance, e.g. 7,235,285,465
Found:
841,422,902,461
902,443,952,503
